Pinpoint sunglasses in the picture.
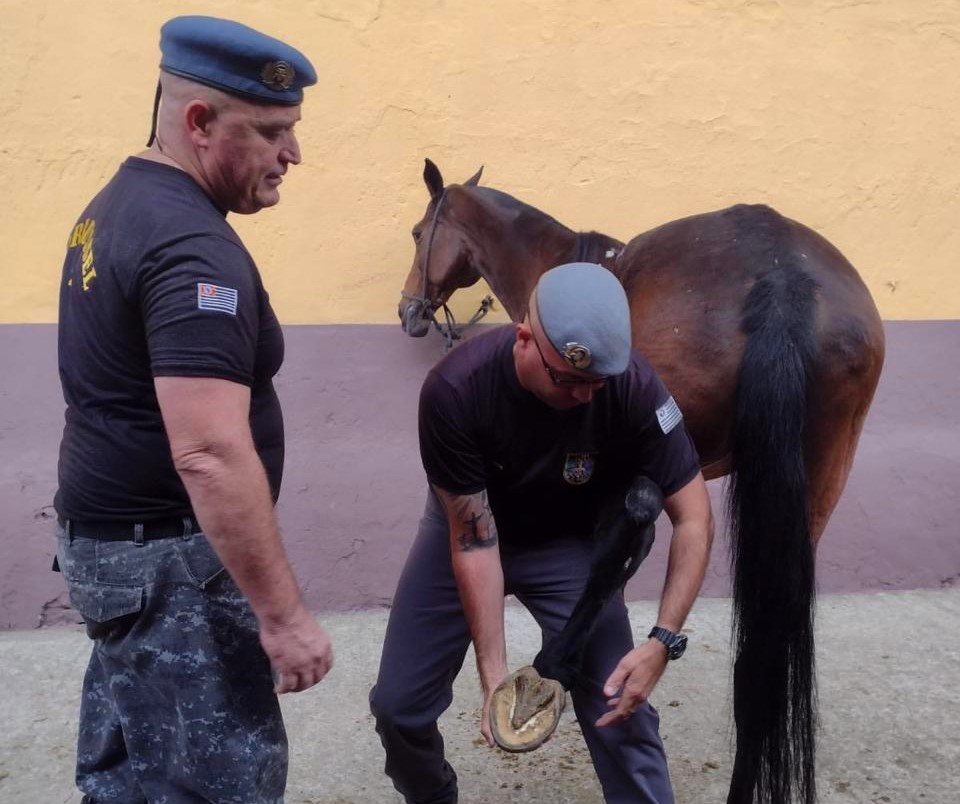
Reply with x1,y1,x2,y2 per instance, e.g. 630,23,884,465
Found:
530,328,608,387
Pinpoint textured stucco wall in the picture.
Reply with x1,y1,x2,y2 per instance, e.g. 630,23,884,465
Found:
2,0,959,324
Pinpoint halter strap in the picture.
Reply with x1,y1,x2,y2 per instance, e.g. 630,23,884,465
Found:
421,189,447,304
400,189,493,351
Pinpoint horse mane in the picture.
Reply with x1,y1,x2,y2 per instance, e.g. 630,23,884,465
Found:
463,187,624,268
574,231,624,267
467,185,570,228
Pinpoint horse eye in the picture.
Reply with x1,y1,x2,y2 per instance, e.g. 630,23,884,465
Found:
412,229,423,243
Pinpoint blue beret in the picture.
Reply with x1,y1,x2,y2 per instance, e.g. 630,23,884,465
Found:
534,263,633,376
159,16,316,105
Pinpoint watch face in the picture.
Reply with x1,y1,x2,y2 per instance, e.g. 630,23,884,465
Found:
649,627,688,659
669,634,688,659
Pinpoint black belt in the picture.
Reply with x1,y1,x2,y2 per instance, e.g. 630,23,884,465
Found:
58,515,200,542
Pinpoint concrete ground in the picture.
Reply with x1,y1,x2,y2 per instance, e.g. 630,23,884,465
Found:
2,588,958,804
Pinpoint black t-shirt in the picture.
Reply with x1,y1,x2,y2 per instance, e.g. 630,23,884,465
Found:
419,326,700,546
55,157,285,522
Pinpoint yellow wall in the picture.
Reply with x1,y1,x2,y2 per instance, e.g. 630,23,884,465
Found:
2,0,958,324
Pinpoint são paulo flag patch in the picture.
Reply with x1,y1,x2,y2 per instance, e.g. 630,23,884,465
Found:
656,396,682,434
197,283,238,315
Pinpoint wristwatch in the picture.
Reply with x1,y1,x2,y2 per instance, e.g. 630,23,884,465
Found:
648,626,688,660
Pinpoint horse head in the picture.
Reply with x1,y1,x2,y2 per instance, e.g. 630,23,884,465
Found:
399,159,485,338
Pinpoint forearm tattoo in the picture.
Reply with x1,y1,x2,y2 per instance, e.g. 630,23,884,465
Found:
448,490,499,552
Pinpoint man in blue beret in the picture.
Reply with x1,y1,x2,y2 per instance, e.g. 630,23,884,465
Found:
370,262,714,802
54,16,328,803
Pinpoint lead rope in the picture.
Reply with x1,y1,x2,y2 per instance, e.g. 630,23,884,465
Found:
429,294,494,352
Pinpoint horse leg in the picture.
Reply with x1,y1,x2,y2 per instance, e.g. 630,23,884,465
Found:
806,401,877,554
533,477,663,689
803,305,885,550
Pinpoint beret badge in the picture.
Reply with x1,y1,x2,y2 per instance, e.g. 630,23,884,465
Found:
561,343,592,370
261,60,295,91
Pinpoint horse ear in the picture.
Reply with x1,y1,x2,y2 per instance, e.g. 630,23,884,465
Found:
463,166,484,186
423,159,444,200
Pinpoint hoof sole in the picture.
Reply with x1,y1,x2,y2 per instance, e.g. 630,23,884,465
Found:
489,665,566,753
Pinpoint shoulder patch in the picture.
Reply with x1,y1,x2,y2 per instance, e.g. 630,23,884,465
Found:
197,283,238,315
656,396,682,434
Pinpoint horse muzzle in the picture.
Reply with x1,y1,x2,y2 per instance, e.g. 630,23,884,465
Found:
399,300,432,338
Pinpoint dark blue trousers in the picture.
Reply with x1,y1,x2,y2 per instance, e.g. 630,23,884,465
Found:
56,524,286,803
370,493,674,804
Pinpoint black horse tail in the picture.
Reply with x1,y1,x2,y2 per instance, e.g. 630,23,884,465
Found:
726,262,819,804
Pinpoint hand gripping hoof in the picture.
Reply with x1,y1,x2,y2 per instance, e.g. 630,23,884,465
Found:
489,665,566,752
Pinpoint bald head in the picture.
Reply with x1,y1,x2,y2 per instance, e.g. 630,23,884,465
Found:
159,72,235,107
155,73,237,145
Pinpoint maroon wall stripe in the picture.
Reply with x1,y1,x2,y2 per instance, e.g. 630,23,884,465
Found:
1,322,958,630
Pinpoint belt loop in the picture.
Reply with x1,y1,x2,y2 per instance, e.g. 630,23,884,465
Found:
66,518,74,544
182,516,193,538
133,522,145,546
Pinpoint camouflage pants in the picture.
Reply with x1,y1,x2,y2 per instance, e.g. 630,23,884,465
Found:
56,524,287,803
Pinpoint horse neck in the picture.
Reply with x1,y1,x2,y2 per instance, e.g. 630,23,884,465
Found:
466,203,578,321
458,189,623,321
474,229,626,321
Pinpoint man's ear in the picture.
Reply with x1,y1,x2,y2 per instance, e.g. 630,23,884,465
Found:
184,100,217,144
515,319,532,343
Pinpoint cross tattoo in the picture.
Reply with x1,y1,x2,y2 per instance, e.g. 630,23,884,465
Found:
458,510,496,551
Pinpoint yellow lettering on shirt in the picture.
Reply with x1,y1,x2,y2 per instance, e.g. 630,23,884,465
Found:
68,218,97,291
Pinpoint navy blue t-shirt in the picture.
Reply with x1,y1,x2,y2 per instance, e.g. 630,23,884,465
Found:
55,157,285,522
419,326,700,546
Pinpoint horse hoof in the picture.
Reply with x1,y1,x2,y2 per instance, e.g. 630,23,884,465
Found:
489,665,566,753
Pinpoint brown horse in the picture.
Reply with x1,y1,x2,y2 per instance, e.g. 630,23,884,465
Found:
398,159,885,804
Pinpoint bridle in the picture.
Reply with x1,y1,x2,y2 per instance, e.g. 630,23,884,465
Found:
400,189,493,352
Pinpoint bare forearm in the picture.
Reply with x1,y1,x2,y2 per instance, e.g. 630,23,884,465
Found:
597,476,713,726
435,486,508,684
657,517,712,631
176,448,303,627
453,550,507,682
154,376,331,691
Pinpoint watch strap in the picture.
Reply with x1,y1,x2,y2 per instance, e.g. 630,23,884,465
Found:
648,626,686,659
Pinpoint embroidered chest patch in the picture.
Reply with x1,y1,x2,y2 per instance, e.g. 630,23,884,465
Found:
656,396,683,435
562,453,596,485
